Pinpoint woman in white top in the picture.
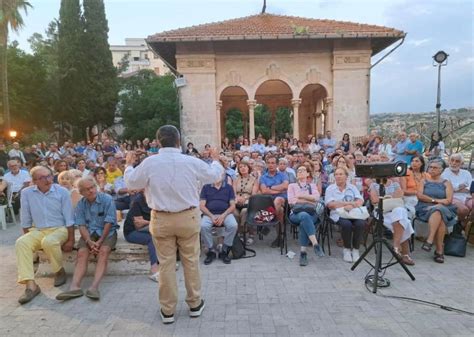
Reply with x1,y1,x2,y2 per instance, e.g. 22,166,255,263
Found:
239,138,251,153
425,131,445,160
325,167,365,263
369,179,415,265
308,136,321,154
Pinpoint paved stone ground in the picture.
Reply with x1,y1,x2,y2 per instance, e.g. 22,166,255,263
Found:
1,223,473,337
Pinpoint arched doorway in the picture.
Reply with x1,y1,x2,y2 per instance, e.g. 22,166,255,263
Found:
299,84,328,139
220,86,249,141
255,80,292,140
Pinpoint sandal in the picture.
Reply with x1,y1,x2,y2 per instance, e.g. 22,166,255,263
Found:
401,254,415,266
421,241,433,252
434,252,444,263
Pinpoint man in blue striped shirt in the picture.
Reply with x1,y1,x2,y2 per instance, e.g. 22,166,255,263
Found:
15,166,75,304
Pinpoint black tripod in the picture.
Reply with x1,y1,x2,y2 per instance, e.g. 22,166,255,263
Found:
351,178,415,293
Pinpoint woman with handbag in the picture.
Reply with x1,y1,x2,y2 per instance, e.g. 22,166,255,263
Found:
288,165,325,266
233,161,259,245
325,167,367,263
416,159,457,263
369,179,415,265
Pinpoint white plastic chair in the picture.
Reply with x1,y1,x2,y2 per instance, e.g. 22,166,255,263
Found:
0,205,7,230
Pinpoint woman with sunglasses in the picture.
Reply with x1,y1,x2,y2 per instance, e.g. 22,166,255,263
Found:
288,165,325,266
416,159,456,263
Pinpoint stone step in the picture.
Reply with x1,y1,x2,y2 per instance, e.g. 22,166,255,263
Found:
35,224,152,277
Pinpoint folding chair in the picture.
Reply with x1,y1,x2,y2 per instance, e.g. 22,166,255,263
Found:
244,194,287,255
6,182,17,225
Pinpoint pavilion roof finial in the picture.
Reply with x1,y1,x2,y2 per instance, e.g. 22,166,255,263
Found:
261,0,266,14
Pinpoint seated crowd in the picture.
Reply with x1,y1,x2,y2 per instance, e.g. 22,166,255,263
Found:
3,128,472,305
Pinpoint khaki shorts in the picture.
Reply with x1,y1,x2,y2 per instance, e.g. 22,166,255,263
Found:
77,231,117,250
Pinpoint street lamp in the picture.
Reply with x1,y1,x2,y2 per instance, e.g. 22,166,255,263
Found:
9,130,17,139
432,50,449,136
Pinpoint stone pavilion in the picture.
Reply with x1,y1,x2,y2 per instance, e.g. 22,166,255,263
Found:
147,14,405,146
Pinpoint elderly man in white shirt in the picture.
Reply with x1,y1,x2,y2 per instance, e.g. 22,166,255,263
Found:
8,142,26,165
4,159,31,213
441,153,472,227
124,125,223,324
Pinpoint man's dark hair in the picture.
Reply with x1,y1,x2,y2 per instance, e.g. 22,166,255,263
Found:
156,125,180,148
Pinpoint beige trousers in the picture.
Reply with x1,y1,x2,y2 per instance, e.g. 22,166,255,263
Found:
15,227,68,283
150,208,201,315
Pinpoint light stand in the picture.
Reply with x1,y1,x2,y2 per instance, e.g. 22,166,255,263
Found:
432,51,449,136
351,178,415,293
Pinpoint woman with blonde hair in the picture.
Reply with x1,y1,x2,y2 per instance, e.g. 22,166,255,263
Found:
233,161,259,244
325,167,365,263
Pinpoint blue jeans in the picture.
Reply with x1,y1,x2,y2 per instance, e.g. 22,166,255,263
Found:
124,230,158,265
289,211,319,246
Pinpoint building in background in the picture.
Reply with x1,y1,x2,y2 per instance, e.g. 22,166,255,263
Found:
147,14,405,148
110,38,170,76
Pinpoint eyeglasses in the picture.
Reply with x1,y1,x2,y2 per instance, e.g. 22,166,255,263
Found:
36,175,53,182
450,159,462,163
428,166,441,170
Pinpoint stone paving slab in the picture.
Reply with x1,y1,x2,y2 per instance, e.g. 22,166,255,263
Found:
1,223,473,337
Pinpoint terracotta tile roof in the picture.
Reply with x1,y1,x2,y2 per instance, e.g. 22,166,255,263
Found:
147,13,405,42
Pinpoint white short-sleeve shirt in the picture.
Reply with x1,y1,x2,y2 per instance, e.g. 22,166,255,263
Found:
324,183,363,222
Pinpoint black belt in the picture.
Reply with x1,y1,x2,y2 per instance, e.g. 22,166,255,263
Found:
152,206,196,213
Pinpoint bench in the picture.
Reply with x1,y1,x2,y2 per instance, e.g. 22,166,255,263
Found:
35,225,152,277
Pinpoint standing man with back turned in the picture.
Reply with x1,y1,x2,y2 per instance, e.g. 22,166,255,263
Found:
124,125,223,324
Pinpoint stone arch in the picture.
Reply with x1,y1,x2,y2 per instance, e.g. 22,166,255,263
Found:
254,80,293,139
219,86,249,141
299,83,329,139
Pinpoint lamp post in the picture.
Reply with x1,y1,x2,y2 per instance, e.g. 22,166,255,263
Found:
9,129,17,140
432,50,449,135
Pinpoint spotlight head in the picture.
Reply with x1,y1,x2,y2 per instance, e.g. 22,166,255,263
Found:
433,50,448,64
355,161,407,179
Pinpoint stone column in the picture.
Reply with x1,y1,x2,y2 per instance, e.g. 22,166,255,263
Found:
247,100,257,140
291,98,302,140
216,100,222,146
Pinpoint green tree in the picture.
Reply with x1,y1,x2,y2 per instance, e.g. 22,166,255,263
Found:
4,41,50,132
275,107,292,140
82,0,118,133
0,0,32,133
57,0,86,132
225,108,243,141
119,70,179,140
28,20,60,129
254,104,271,139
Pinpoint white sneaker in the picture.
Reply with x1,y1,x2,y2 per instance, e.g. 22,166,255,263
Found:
343,248,353,263
352,249,360,262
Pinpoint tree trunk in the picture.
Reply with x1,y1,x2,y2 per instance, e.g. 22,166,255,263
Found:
0,25,10,134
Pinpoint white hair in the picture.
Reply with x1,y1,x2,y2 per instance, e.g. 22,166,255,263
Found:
77,176,97,192
450,153,464,162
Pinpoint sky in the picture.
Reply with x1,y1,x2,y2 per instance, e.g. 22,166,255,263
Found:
10,0,474,114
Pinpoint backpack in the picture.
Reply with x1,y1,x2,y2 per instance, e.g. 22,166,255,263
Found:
230,234,256,259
